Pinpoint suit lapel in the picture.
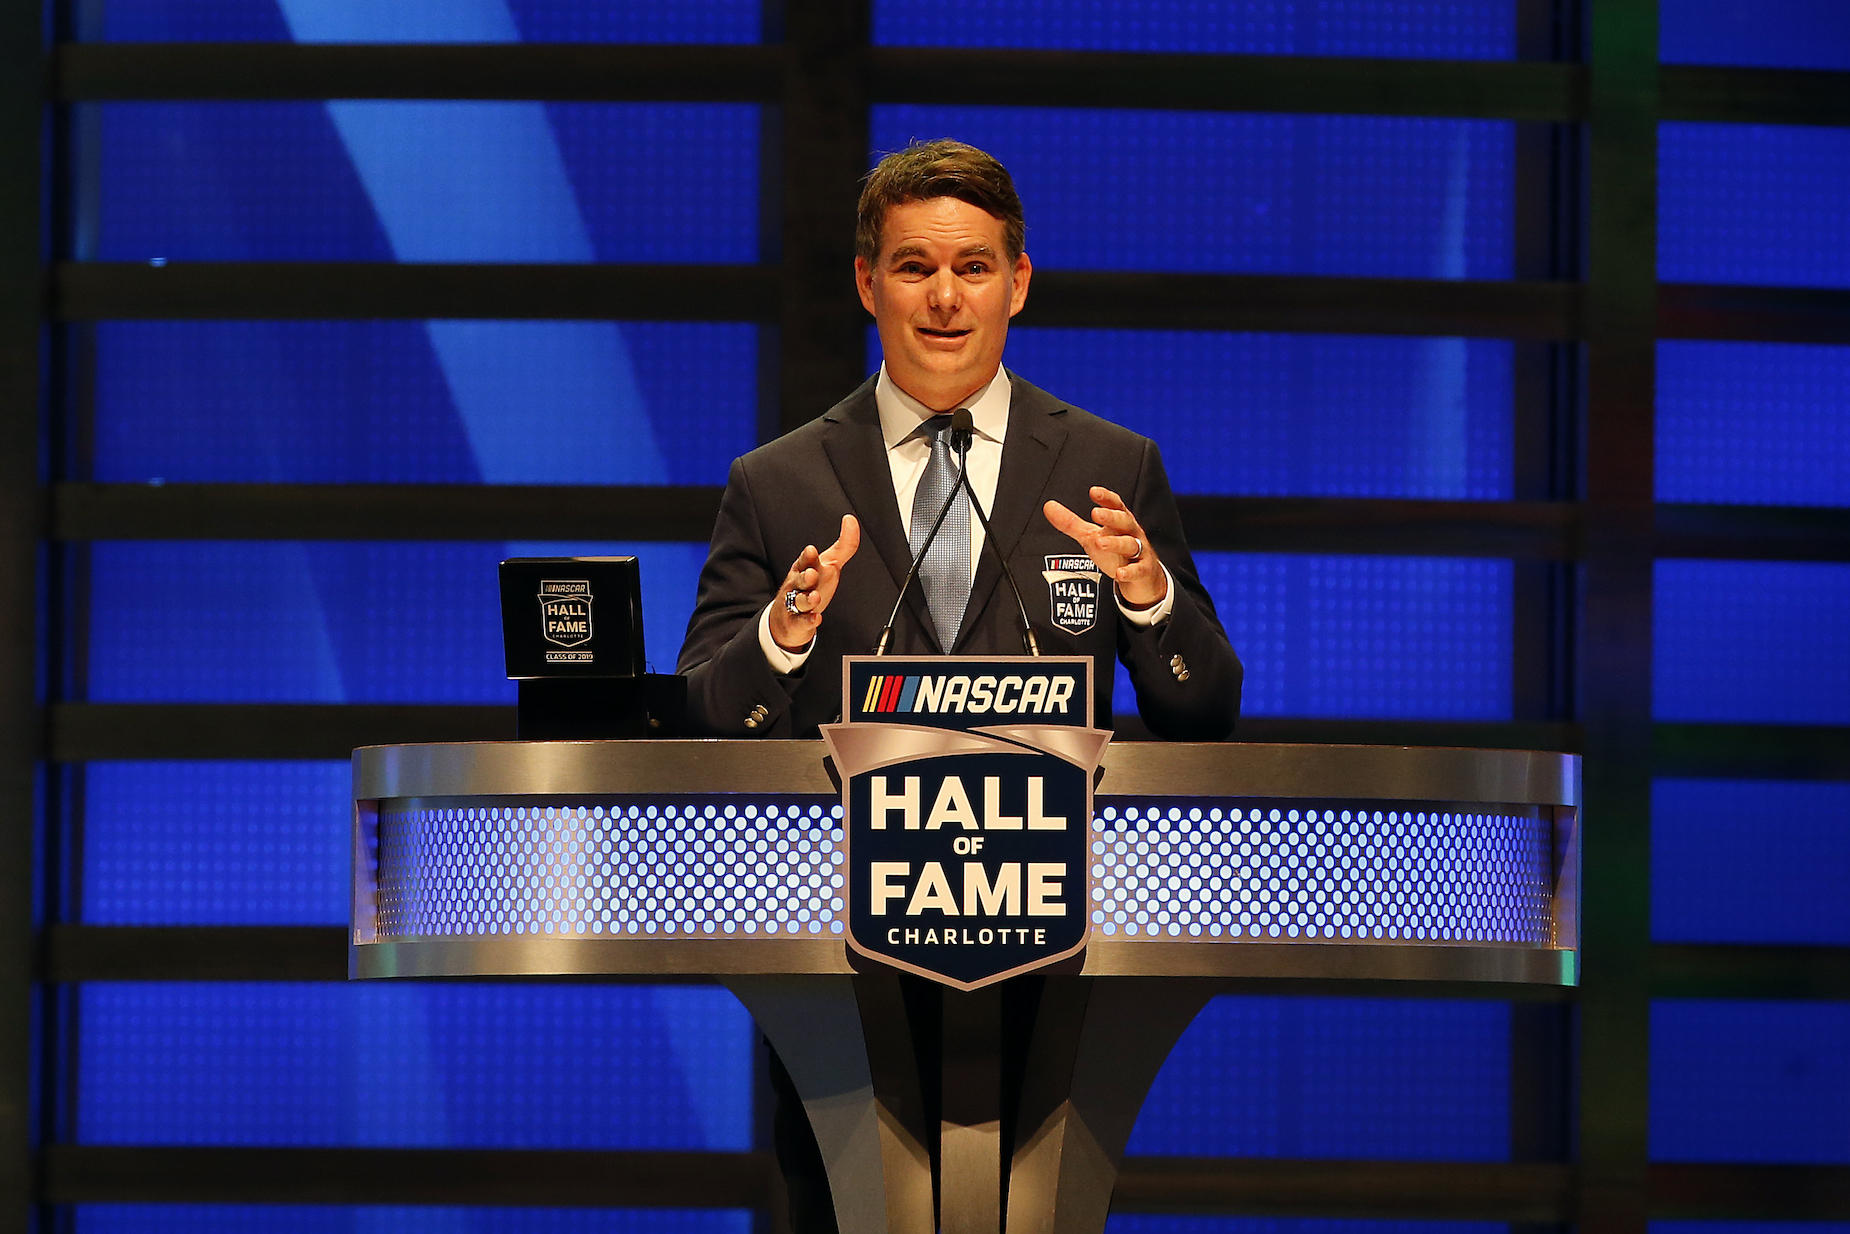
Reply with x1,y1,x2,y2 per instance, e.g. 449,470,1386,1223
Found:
955,374,1070,650
818,383,941,649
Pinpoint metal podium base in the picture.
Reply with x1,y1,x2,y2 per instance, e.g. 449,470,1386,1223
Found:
351,739,1580,1234
726,971,1216,1234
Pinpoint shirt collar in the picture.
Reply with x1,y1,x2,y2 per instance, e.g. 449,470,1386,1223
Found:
876,364,1012,452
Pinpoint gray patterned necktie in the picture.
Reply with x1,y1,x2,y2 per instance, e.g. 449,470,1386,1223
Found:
908,414,971,650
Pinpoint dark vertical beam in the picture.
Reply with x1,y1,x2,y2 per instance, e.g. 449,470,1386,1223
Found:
1511,8,1582,1223
0,0,43,1230
774,0,872,436
1578,5,1658,1234
1511,0,1583,724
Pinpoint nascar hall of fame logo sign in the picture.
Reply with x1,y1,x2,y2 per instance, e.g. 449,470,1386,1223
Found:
821,656,1111,990
1042,554,1102,636
538,579,594,664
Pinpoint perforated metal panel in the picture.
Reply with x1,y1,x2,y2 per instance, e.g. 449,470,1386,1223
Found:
1090,801,1554,944
374,797,846,939
368,794,1558,947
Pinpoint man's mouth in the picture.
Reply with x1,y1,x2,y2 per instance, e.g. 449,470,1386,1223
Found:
917,327,971,339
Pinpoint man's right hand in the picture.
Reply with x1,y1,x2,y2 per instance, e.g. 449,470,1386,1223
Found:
768,515,861,652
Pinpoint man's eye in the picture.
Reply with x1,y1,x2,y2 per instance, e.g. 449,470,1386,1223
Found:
965,263,988,275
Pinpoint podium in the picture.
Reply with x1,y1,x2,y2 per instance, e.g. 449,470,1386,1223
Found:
352,739,1578,1234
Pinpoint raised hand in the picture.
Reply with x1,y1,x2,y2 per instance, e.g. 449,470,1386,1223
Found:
767,514,862,651
1042,486,1168,609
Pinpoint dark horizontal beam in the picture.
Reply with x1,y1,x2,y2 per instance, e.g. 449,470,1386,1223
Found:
41,925,347,981
41,1145,775,1206
37,925,726,984
1655,944,1850,1001
1661,65,1850,128
54,262,1850,347
1178,498,1578,558
1022,272,1579,338
38,1144,1850,1217
1657,503,1850,563
49,706,1846,783
52,483,725,542
1660,282,1850,345
1115,1159,1571,1220
1651,1163,1850,1221
51,486,1850,567
53,262,777,321
1655,723,1850,781
871,50,1584,120
56,44,1582,120
49,703,512,760
54,45,1850,129
55,43,786,103
42,925,1850,999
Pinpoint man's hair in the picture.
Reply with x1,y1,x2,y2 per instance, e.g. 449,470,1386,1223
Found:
856,139,1026,264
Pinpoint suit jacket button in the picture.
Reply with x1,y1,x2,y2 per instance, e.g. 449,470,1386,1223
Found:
1177,668,1190,682
1169,654,1183,668
744,716,759,730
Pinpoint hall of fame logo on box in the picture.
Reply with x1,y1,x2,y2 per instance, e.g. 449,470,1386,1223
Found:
539,579,594,663
822,656,1111,990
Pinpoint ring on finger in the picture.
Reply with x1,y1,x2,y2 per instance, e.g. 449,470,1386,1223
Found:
1126,537,1144,564
783,588,803,615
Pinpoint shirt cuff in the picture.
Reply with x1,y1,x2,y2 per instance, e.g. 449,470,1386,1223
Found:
758,602,814,674
1116,564,1175,628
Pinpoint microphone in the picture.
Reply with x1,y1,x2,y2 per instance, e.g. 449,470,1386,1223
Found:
949,408,1041,656
873,414,970,656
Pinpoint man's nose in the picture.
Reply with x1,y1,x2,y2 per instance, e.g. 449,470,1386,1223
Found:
927,270,961,313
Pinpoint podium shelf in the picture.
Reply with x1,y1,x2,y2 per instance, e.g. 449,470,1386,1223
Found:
352,740,1578,988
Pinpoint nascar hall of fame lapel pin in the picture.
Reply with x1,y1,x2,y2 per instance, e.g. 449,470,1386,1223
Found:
538,579,595,664
1042,554,1102,636
822,656,1112,990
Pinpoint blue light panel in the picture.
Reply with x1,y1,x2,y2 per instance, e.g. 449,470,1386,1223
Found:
85,541,706,703
874,0,1515,58
90,102,758,264
1001,330,1513,499
77,1208,754,1234
1129,997,1509,1159
91,0,761,44
78,982,754,1149
1108,1223,1507,1234
1659,123,1850,289
871,109,1512,279
83,761,350,926
1661,0,1850,69
92,321,756,487
1652,1000,1850,1162
1654,561,1850,724
1654,779,1850,946
1165,554,1512,720
1658,341,1850,507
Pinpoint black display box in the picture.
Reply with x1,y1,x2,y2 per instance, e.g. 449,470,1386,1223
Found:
499,556,644,679
498,557,682,739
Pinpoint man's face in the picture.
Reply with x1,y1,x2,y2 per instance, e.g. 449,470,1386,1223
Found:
855,196,1032,412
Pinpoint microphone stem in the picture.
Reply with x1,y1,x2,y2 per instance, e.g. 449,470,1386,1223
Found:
955,434,1041,656
872,448,969,655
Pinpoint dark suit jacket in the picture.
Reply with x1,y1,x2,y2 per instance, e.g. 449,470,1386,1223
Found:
675,372,1242,739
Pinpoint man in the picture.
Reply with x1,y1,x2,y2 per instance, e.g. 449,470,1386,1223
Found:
677,139,1241,739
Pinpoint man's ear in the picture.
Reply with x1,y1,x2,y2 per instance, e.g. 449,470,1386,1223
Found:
854,256,878,316
1008,252,1033,318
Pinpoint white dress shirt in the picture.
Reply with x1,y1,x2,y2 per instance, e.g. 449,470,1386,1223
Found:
758,365,1172,671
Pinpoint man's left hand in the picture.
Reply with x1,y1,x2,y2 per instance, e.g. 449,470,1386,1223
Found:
1043,485,1168,609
